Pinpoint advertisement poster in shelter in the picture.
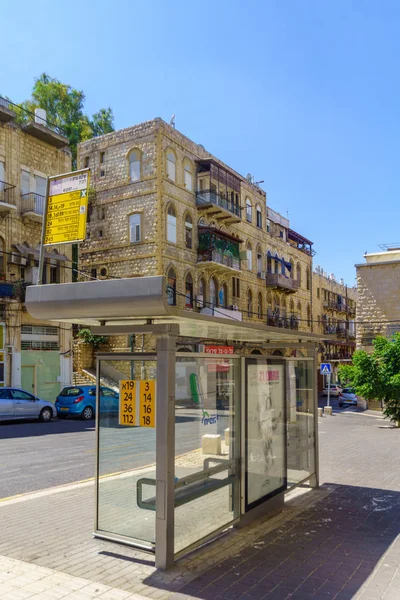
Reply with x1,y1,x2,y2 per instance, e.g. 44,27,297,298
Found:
246,362,286,507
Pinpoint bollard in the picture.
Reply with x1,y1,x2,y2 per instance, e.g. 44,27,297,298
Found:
324,406,333,415
318,407,323,417
224,428,230,446
202,434,221,455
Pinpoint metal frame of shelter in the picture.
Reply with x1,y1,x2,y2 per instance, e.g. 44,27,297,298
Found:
26,275,321,570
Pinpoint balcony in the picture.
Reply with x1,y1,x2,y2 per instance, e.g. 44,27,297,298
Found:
22,121,68,149
21,193,45,222
0,182,17,212
196,190,242,224
0,97,16,123
197,227,241,272
265,272,299,294
267,315,299,330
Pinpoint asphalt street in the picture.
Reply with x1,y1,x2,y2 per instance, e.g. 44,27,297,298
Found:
0,408,230,499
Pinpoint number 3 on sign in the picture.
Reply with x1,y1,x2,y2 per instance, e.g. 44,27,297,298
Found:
139,380,155,428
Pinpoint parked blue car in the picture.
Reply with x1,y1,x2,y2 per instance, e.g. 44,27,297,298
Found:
55,385,119,420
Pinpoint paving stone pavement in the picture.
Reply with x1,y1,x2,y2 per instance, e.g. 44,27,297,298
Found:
1,408,399,600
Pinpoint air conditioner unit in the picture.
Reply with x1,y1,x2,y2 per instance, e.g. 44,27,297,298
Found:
24,266,38,284
9,255,27,266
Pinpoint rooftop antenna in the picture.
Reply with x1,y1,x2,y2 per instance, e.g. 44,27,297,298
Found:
169,114,176,129
286,209,289,219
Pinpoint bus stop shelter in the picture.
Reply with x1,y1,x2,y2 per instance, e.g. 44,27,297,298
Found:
26,276,320,569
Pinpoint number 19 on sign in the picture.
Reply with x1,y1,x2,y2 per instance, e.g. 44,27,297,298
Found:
140,380,155,428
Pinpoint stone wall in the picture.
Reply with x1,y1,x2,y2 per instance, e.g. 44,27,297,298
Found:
356,262,400,349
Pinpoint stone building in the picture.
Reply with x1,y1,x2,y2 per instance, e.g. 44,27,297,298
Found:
77,118,314,355
356,246,400,350
312,267,357,385
0,97,72,399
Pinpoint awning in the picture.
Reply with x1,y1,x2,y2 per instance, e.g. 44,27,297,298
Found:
26,276,322,345
14,243,68,262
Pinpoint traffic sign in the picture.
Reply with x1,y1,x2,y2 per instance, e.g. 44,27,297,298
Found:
43,169,90,245
320,363,331,375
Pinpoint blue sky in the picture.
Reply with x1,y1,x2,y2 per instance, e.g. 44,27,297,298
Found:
2,0,399,285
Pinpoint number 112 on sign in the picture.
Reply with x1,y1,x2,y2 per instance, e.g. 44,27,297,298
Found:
140,380,155,428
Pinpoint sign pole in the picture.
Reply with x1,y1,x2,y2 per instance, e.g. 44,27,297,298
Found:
37,176,50,285
327,372,331,408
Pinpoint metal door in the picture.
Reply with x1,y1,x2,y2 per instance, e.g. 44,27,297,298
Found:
22,365,35,395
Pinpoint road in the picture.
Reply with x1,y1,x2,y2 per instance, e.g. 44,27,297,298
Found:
0,408,231,499
0,397,355,500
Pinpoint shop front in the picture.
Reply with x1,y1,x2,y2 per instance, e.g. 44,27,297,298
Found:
26,276,319,569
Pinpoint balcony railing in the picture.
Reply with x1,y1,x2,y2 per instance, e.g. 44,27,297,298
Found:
323,326,356,339
21,193,45,216
0,181,16,207
323,300,352,313
196,190,242,218
265,272,299,293
267,315,299,330
197,250,240,271
322,352,353,361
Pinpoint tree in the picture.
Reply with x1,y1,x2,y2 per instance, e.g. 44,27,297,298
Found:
14,73,114,166
338,334,400,425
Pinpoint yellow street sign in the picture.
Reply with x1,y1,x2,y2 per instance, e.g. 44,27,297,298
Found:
119,380,136,426
139,380,156,428
44,169,90,245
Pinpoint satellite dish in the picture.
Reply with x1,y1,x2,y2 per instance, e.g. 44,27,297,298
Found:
169,114,176,128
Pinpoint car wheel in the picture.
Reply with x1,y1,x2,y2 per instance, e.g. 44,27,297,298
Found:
39,407,53,422
81,406,94,420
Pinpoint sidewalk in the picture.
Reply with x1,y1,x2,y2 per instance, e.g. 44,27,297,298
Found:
0,408,399,600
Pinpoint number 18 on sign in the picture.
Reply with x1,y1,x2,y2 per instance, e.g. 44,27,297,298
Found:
119,380,136,426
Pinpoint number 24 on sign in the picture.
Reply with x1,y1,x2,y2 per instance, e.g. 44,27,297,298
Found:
140,380,155,428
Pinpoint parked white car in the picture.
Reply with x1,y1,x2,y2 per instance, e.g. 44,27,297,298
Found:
338,388,358,407
322,384,342,397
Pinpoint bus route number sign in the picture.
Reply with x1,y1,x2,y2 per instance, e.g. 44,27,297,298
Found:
119,380,136,426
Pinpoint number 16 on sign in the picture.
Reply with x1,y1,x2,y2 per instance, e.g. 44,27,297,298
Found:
140,380,155,427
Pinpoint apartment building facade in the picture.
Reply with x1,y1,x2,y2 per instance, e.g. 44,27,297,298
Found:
0,97,72,399
78,118,315,354
312,268,357,384
356,247,400,350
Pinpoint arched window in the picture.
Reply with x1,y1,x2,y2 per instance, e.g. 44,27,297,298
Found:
297,263,301,285
290,299,295,315
129,149,141,182
306,267,310,290
166,150,176,181
167,268,176,306
256,205,262,228
257,293,263,319
297,301,302,319
247,243,252,271
185,214,193,249
198,216,206,226
290,259,294,276
256,246,262,275
281,297,287,318
219,283,228,308
198,277,206,307
184,160,193,191
281,256,286,275
210,277,218,307
267,251,272,273
246,198,252,222
307,304,311,327
185,273,193,308
247,289,253,317
167,205,177,243
0,237,5,275
274,254,279,274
